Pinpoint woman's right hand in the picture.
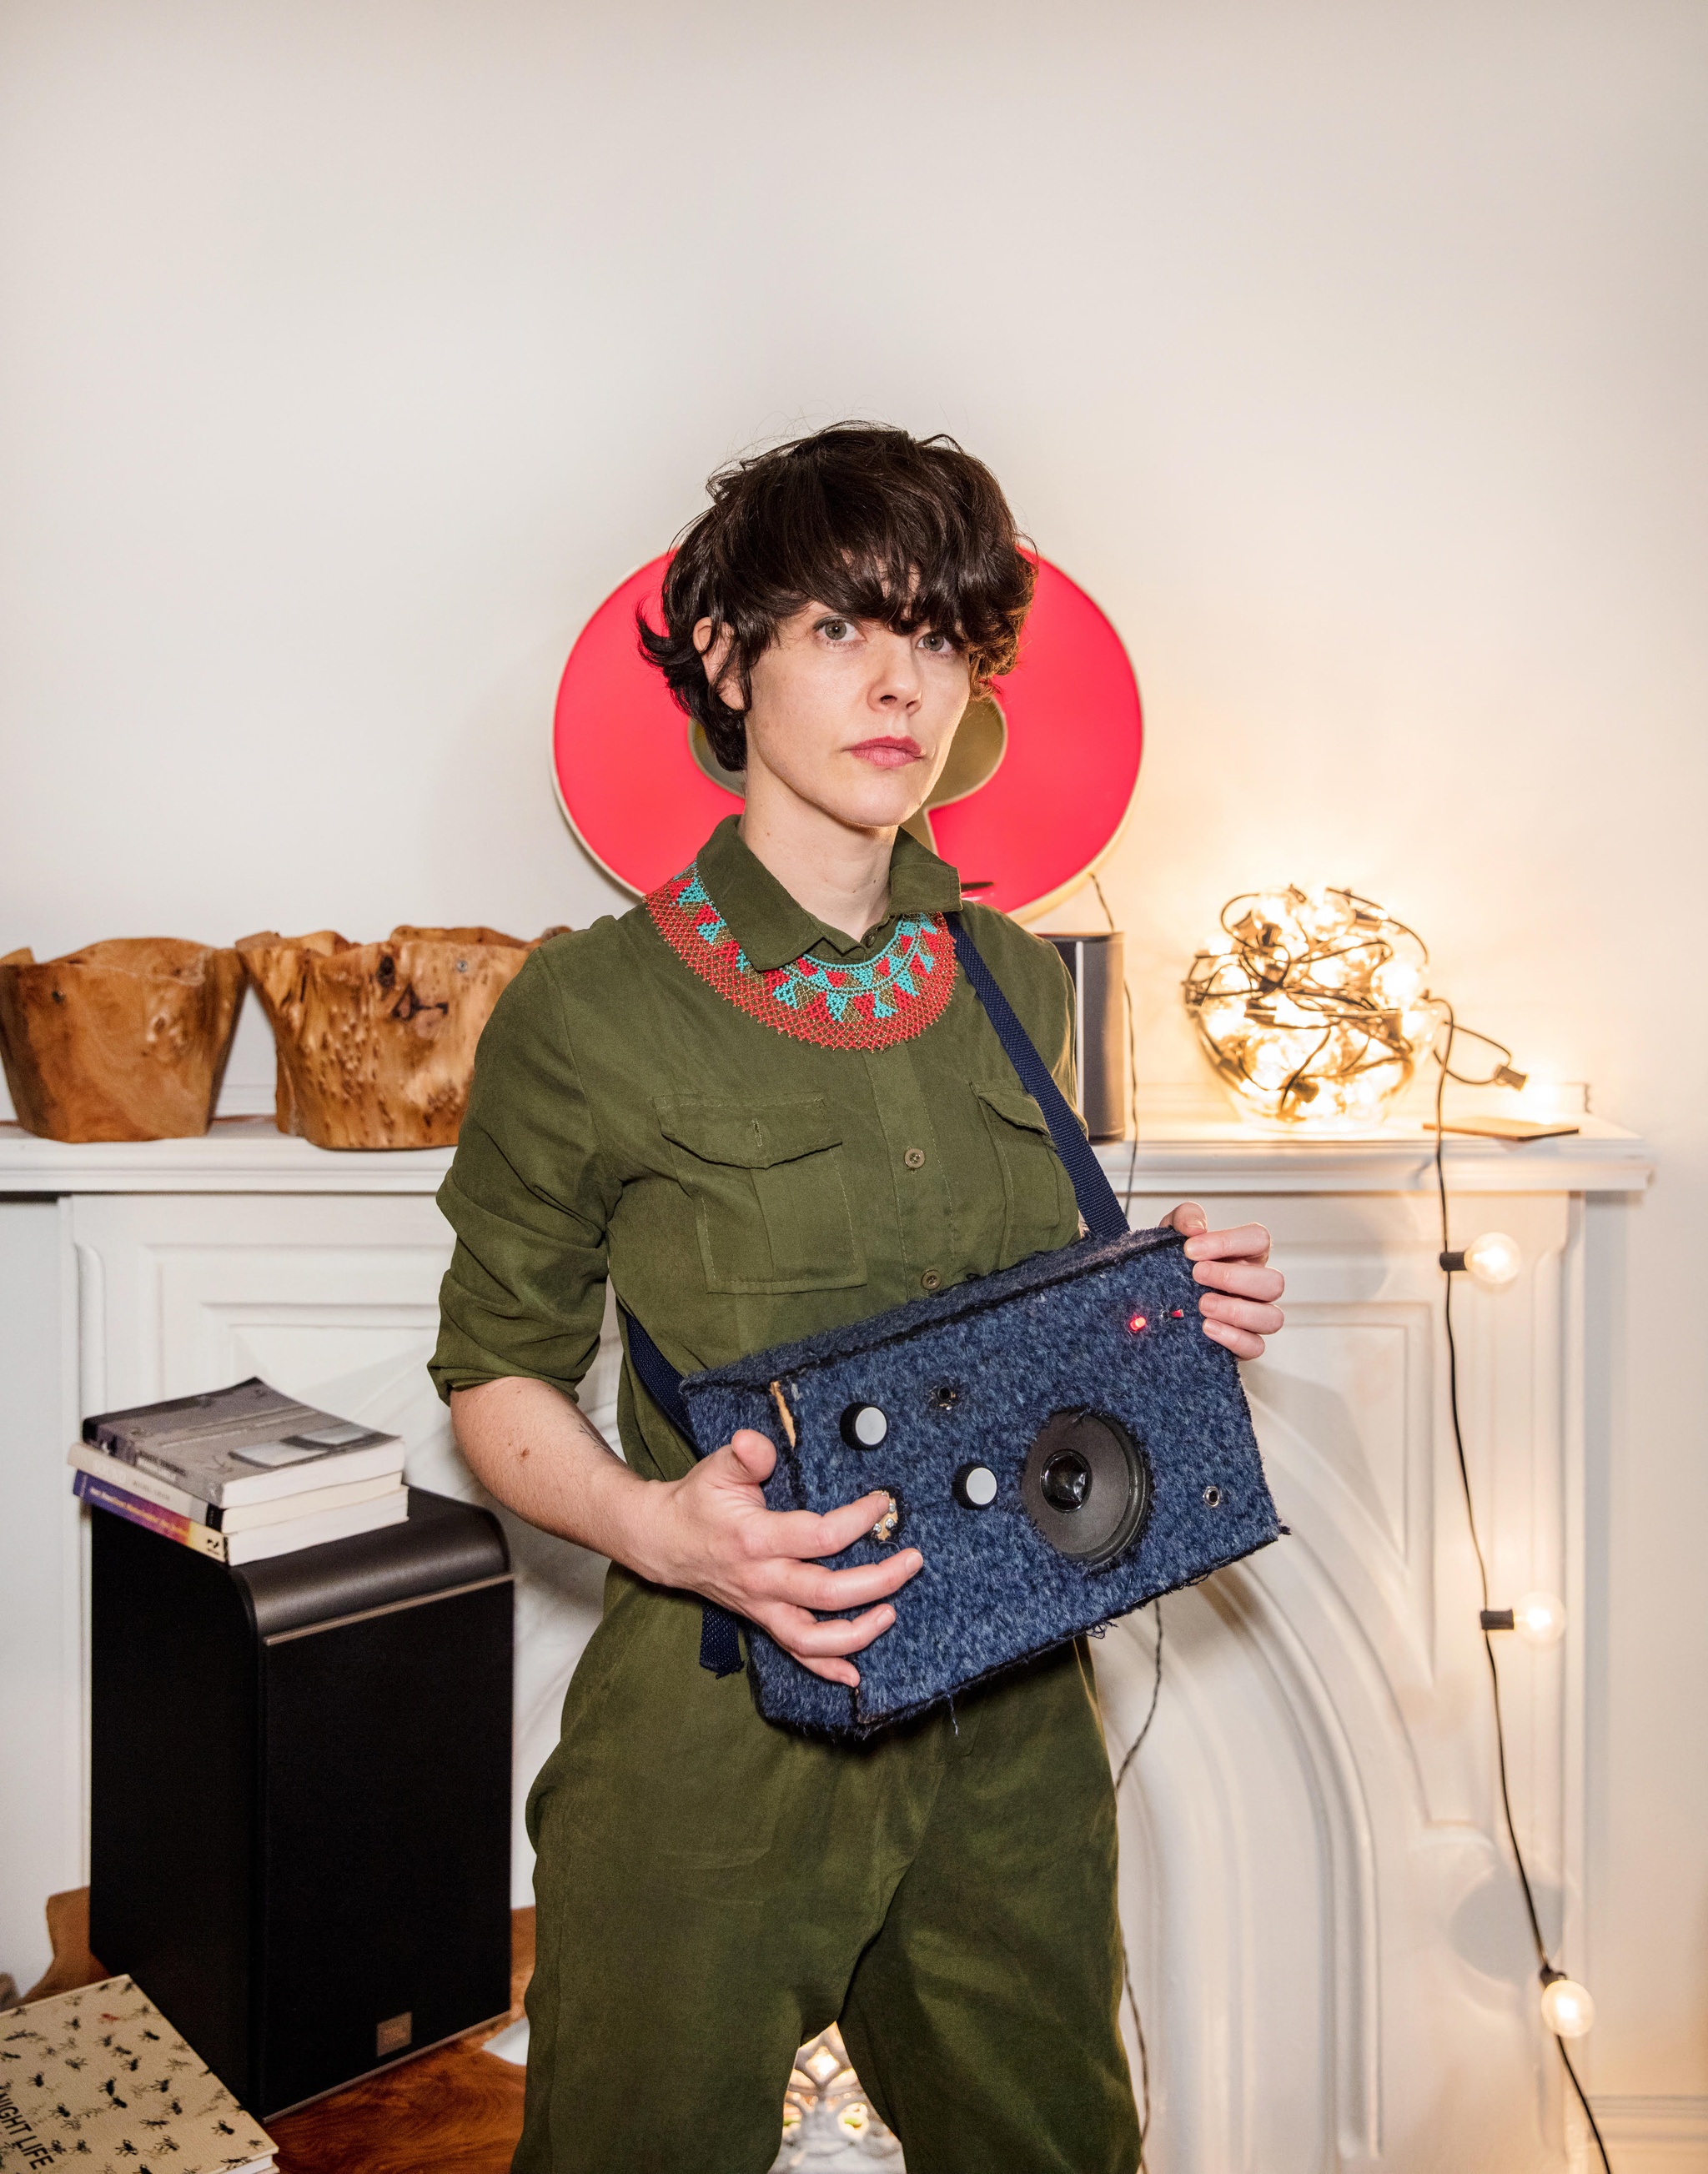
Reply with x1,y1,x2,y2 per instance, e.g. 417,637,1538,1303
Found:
633,1428,923,1689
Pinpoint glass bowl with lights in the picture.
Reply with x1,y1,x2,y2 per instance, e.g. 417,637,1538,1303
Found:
1183,886,1439,1127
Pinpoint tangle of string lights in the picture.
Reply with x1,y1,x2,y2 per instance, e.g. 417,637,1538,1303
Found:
1163,891,1609,2160
1183,884,1525,1125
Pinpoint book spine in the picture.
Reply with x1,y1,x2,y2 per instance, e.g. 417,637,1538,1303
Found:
73,1470,226,1561
68,1444,219,1527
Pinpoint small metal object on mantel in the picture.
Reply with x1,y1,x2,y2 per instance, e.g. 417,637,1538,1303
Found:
1044,931,1128,1141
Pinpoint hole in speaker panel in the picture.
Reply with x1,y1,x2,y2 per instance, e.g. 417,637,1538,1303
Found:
1020,1409,1151,1567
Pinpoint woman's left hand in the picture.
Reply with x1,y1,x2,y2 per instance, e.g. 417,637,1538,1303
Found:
1158,1202,1285,1360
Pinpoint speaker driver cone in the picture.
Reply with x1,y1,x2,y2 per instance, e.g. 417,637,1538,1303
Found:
1021,1410,1150,1565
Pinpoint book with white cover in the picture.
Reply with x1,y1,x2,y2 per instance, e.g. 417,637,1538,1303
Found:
68,1443,403,1532
0,1975,274,2173
223,1488,409,1564
84,1378,404,1509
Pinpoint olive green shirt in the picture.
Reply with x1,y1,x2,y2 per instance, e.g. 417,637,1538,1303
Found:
430,816,1081,1479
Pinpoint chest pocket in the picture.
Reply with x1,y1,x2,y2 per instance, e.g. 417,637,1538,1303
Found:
974,1080,1074,1264
656,1094,867,1296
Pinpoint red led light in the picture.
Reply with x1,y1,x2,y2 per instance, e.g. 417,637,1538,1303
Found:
1170,1308,1185,1319
1127,1312,1148,1333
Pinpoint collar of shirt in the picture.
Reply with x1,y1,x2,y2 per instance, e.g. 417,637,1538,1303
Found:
695,814,964,971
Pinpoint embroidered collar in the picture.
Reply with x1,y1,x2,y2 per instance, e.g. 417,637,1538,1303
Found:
646,839,959,1049
693,815,962,970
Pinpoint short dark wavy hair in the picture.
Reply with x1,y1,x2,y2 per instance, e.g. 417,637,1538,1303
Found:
638,422,1035,772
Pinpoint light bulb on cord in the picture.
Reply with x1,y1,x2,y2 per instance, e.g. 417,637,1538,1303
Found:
1540,1969,1595,2038
1514,1591,1567,1647
1439,1231,1523,1288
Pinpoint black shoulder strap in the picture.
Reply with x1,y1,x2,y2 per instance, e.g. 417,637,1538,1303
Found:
620,910,1129,1677
947,913,1128,1239
620,1306,693,1438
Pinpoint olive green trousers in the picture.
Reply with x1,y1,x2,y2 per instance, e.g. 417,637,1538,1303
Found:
515,1574,1139,2174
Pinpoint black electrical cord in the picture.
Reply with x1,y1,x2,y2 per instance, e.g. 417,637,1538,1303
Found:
1087,868,1153,2162
1433,1007,1612,2172
1110,1601,1164,2169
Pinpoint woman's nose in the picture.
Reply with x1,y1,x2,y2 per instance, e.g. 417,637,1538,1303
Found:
870,631,922,706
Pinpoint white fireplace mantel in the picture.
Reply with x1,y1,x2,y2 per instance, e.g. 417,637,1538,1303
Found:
0,1110,1654,1197
0,1114,1652,2171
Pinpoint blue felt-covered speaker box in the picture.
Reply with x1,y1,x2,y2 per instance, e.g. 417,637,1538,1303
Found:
681,1225,1282,1737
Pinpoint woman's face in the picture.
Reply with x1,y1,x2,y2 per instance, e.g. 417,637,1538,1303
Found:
697,602,971,833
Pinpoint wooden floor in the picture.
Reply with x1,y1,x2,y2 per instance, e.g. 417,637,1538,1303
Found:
25,1890,533,2174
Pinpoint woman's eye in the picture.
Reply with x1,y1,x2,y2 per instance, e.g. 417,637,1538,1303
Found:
917,630,953,654
818,618,855,643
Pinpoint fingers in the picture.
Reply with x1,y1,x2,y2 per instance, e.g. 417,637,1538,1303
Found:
721,1428,778,1482
763,1548,924,1613
1192,1258,1285,1304
1201,1314,1271,1361
1159,1200,1209,1237
1183,1232,1284,1361
758,1583,918,1689
1197,1286,1284,1336
761,1599,900,1666
800,1654,862,1687
765,1491,907,1560
1183,1221,1273,1266
705,1454,894,1564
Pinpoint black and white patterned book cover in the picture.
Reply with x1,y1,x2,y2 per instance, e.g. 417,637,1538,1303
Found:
0,1976,274,2172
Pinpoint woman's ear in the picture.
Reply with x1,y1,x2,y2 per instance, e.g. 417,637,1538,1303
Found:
693,619,744,712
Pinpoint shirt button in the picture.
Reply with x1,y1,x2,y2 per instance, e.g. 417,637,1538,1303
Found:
903,1146,927,1170
921,1268,942,1291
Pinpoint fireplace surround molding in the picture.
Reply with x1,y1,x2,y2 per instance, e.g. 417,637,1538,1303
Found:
0,1115,1655,2171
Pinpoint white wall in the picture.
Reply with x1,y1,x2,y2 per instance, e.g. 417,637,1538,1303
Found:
2,0,1703,2120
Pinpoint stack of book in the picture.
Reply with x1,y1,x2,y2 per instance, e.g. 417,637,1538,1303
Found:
69,1377,408,1566
0,1975,275,2173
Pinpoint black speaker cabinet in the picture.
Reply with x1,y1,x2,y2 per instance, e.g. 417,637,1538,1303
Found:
90,1489,514,2116
1044,931,1128,1142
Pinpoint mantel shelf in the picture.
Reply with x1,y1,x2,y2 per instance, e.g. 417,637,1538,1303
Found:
0,1113,1652,1197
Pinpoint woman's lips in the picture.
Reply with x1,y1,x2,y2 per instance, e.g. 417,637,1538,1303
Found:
848,736,923,769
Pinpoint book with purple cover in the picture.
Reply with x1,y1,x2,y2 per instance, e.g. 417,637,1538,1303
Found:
68,1441,402,1532
73,1468,409,1565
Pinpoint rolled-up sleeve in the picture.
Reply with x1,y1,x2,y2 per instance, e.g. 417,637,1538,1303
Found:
429,945,617,1403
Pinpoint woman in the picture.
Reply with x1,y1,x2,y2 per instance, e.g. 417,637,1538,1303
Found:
431,423,1284,2173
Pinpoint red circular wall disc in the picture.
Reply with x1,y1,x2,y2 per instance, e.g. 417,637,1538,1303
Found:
550,553,1142,919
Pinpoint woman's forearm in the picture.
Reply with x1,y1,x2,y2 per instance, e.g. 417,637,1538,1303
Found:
450,1376,668,1576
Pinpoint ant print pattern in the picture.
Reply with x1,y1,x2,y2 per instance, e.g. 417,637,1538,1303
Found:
0,1976,273,2172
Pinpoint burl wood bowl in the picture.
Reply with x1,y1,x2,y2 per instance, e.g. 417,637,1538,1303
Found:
237,925,562,1151
0,939,245,1142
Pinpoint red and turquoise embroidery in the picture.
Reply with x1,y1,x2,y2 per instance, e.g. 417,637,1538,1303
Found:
646,863,955,1049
